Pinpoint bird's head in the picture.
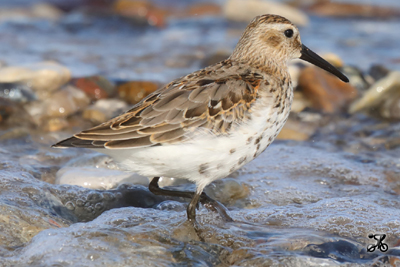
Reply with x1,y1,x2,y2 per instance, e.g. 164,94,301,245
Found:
230,14,348,82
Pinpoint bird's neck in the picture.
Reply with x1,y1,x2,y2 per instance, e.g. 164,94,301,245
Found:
229,53,290,79
230,41,290,74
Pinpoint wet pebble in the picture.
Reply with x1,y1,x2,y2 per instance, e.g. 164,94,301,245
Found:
342,65,371,92
0,3,63,22
298,66,358,113
0,98,15,124
277,112,320,141
83,99,128,124
113,0,167,27
205,178,250,207
187,3,222,17
118,80,159,104
24,85,90,126
0,62,71,100
0,83,37,103
350,71,400,120
73,76,115,100
224,0,309,26
307,2,400,19
368,64,390,82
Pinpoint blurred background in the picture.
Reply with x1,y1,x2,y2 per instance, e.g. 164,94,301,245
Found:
0,0,399,133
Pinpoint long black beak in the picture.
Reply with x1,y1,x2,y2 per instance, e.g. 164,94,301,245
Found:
300,44,349,83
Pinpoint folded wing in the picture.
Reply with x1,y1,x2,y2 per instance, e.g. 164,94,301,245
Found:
53,60,267,149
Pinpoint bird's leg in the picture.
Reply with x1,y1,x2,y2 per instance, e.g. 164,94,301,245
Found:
187,190,202,222
149,177,233,222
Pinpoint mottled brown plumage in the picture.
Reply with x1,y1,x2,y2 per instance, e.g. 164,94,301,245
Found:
67,59,264,149
53,14,348,223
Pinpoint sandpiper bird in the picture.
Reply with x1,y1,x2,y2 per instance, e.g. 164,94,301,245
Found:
53,14,348,223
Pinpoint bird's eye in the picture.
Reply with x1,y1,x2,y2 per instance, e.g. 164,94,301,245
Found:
284,29,293,38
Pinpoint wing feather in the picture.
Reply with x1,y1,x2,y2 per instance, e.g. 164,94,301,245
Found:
53,59,266,149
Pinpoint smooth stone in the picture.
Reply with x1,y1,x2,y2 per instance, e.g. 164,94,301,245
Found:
322,53,344,68
73,76,115,100
113,0,167,27
31,3,64,21
83,99,128,124
0,83,37,103
224,0,309,27
118,80,159,104
187,3,222,16
277,119,314,141
291,91,310,113
0,62,71,100
368,64,390,82
341,65,371,92
298,66,358,113
24,85,90,126
307,2,400,19
0,98,14,124
349,71,400,117
0,3,63,22
42,118,70,132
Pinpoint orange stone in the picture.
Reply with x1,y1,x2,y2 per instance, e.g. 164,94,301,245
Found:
298,66,358,113
308,2,400,18
73,76,114,100
188,3,222,16
118,81,159,104
113,0,167,27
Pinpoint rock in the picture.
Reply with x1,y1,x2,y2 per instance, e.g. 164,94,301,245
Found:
0,98,14,124
277,112,321,141
24,85,90,126
0,98,35,129
322,53,344,68
368,64,390,82
83,99,128,124
0,62,71,100
31,3,64,21
187,3,222,17
73,76,115,100
349,71,400,120
0,3,63,22
0,83,37,103
307,2,400,19
341,65,371,93
224,0,309,27
118,81,159,104
113,0,167,27
298,66,358,113
42,118,70,132
290,91,310,113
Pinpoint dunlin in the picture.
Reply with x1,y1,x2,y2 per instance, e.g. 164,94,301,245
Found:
53,14,348,223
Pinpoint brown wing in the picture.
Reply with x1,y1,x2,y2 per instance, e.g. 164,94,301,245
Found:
53,60,266,149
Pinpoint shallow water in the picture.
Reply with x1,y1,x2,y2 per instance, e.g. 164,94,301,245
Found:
1,0,400,266
2,115,400,266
